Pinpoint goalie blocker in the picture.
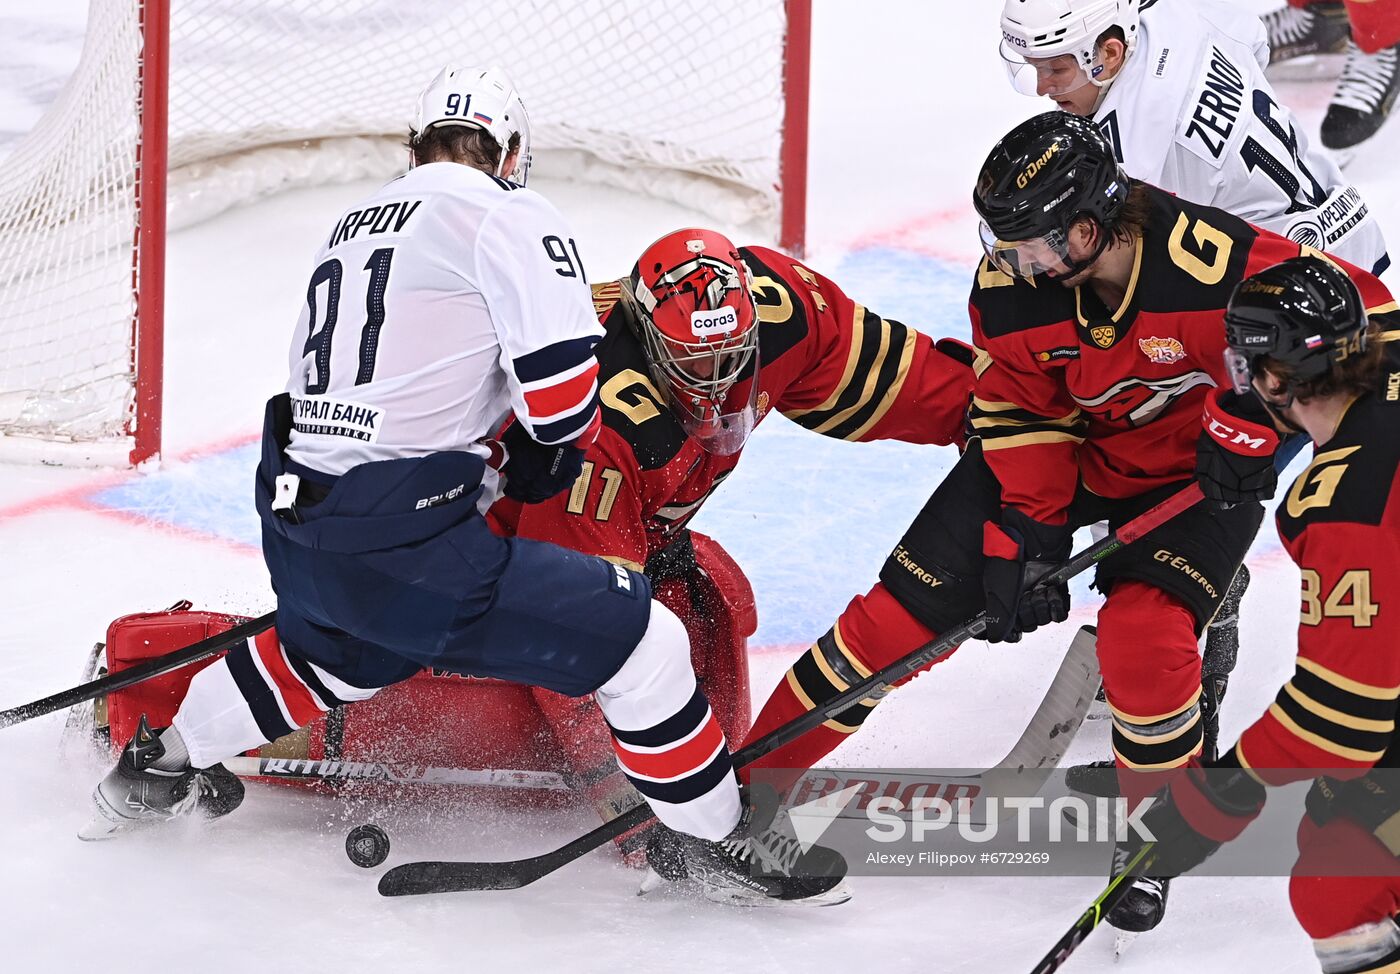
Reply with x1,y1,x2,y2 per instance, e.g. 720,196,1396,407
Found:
91,529,753,800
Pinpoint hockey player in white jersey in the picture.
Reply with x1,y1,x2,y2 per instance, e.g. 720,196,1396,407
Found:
999,0,1389,276
80,65,847,907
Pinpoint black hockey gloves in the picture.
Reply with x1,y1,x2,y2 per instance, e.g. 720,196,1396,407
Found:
1128,757,1265,878
1196,388,1280,509
500,419,589,504
981,508,1072,643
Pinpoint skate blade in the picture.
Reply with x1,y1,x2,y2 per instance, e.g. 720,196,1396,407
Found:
790,879,852,907
77,816,128,841
1114,929,1140,960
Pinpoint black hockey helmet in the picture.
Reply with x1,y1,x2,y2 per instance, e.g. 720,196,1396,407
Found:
973,111,1129,280
1223,255,1367,395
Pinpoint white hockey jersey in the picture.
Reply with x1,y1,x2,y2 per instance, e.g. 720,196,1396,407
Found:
1094,0,1387,272
283,162,603,481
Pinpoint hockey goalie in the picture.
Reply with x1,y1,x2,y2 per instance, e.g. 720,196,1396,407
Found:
87,225,975,870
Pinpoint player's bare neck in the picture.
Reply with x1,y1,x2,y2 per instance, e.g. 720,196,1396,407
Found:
1293,393,1358,448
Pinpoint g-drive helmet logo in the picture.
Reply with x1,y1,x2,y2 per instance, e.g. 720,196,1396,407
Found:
1016,143,1060,189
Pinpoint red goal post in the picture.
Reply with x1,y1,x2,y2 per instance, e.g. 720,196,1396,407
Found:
0,0,812,466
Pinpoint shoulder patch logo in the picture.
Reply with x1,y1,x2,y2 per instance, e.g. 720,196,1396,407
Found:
1090,325,1117,349
756,390,771,420
1138,336,1187,364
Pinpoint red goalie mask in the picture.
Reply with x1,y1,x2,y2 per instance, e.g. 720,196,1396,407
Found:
626,229,761,455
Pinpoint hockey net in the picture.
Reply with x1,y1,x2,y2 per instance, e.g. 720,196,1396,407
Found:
0,0,810,465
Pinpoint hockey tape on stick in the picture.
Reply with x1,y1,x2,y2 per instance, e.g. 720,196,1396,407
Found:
223,756,570,792
0,611,277,730
1027,842,1158,974
377,483,1204,897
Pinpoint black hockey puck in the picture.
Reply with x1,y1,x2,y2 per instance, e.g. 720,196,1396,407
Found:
346,823,391,868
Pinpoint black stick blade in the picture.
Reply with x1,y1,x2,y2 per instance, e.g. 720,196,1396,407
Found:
378,858,543,895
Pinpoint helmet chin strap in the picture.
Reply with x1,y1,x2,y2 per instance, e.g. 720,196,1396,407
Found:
1053,216,1116,281
1251,386,1306,435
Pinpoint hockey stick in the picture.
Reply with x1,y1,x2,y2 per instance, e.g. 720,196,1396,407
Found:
810,622,1100,826
0,611,276,730
224,756,570,792
378,482,1204,897
1028,843,1158,974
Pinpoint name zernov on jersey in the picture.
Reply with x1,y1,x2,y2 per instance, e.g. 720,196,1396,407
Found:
1181,45,1245,162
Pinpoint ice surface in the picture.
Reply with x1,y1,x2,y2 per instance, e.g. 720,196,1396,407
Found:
1,1,1395,970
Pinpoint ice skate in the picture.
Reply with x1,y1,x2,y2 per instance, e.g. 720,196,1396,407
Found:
79,715,244,840
1263,1,1350,69
1107,875,1170,958
1322,40,1400,155
641,796,850,907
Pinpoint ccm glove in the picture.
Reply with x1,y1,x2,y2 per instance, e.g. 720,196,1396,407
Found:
1197,388,1280,509
1133,756,1265,878
981,508,1073,644
500,412,598,504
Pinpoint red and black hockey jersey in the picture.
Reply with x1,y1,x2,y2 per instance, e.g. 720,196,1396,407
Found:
490,246,975,570
967,184,1394,524
1233,336,1400,784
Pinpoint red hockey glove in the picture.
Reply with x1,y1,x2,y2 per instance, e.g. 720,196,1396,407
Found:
1129,756,1265,878
1197,388,1280,509
500,410,600,504
981,509,1073,644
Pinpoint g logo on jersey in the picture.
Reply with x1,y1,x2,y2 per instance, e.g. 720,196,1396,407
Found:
1073,371,1215,427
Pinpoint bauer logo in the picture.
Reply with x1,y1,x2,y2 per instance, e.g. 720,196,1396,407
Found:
691,306,738,339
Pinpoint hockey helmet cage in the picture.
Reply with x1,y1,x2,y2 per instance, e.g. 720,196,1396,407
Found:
625,229,761,455
973,111,1129,279
411,65,532,184
1000,0,1140,96
1223,255,1368,395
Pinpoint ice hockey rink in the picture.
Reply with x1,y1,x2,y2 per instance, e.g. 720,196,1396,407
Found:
3,1,1399,971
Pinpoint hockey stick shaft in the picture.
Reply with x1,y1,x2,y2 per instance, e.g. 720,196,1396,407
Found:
223,756,570,791
1029,843,1158,974
378,483,1203,896
0,611,276,729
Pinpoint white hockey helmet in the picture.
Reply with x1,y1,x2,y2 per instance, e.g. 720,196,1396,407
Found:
410,65,533,184
1000,0,1140,97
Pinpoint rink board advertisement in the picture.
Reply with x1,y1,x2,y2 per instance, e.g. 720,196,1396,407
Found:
751,767,1400,878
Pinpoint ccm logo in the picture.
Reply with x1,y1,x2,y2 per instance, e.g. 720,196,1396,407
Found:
1206,418,1268,451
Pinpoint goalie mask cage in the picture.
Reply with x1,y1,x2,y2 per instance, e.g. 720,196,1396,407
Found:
0,0,812,466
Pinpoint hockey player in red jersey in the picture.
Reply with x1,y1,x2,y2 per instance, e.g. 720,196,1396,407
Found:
736,110,1398,932
81,68,857,907
489,227,977,886
1120,255,1400,972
